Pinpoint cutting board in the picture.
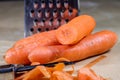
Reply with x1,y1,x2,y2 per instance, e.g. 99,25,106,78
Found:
0,41,120,80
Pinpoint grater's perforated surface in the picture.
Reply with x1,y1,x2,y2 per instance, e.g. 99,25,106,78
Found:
25,0,80,37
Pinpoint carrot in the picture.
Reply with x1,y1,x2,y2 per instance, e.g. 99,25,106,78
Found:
28,45,69,64
56,15,96,45
14,30,59,47
78,68,105,80
59,30,118,61
5,30,59,64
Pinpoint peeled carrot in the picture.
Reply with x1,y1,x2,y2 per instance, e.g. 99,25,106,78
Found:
56,15,96,45
59,30,118,61
28,45,69,64
5,30,59,64
78,68,105,80
14,30,59,47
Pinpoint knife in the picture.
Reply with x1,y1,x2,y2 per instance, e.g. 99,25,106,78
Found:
0,61,74,73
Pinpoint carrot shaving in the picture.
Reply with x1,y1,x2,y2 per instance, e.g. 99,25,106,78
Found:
66,65,75,75
84,55,106,68
31,62,41,65
53,63,65,71
49,57,70,63
22,66,51,80
15,62,106,80
38,66,51,78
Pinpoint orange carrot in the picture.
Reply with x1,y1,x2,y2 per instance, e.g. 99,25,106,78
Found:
14,30,59,47
78,68,105,80
59,30,118,61
5,30,59,64
28,45,69,64
56,15,96,45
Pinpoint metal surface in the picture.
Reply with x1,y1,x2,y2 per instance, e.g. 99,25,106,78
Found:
24,0,79,37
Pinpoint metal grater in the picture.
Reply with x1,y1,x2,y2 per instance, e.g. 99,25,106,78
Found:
24,0,80,37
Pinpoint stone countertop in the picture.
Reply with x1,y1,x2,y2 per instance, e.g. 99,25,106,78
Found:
0,41,120,80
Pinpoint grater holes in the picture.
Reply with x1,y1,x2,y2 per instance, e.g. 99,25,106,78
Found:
38,9,42,18
49,0,53,8
33,19,38,26
45,28,49,31
56,0,60,3
42,18,46,23
56,0,61,8
49,0,53,3
64,0,69,9
38,28,41,32
41,0,46,8
41,0,45,3
33,1,38,9
30,9,35,18
31,9,34,13
38,9,41,13
41,18,46,26
57,18,61,26
54,27,57,30
25,0,79,36
50,18,53,22
61,9,65,18
69,8,73,13
65,19,69,23
30,28,34,32
45,9,50,18
57,18,61,22
49,18,53,26
34,19,38,22
53,9,58,18
53,9,57,13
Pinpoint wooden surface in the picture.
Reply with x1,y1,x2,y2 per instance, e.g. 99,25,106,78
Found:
0,41,120,80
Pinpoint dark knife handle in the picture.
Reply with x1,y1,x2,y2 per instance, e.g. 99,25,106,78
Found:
0,61,74,73
0,67,13,73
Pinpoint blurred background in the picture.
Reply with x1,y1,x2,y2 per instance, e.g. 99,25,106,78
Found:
0,0,120,42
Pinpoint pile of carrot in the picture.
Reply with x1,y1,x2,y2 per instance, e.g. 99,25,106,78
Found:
15,63,105,80
5,14,118,65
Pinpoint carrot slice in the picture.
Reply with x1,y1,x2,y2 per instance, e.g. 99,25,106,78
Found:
56,15,96,45
23,66,51,80
78,68,105,80
49,57,70,63
60,30,118,62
